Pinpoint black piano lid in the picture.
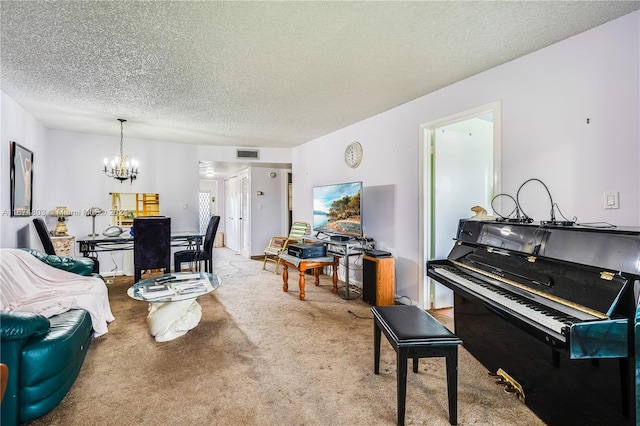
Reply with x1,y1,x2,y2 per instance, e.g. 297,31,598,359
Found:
460,220,640,277
450,220,640,317
543,226,640,277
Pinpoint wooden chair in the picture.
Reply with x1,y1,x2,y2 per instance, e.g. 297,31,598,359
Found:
133,217,171,282
262,222,309,274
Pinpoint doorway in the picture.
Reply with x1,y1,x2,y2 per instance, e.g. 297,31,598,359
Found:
223,169,250,255
419,101,502,309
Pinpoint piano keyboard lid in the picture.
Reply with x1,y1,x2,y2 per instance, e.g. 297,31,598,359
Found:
451,220,640,318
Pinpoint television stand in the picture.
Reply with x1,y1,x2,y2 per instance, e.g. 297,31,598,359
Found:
305,236,369,300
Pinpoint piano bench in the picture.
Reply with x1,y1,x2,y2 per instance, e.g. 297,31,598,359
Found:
372,305,463,426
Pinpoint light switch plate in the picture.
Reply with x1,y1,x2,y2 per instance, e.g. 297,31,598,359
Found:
604,192,619,209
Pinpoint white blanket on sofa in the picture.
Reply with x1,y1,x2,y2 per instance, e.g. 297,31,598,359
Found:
0,249,115,337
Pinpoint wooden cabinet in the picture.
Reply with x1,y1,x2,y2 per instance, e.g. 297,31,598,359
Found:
137,193,160,217
362,255,395,306
111,192,160,226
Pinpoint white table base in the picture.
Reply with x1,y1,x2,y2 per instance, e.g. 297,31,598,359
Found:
146,299,203,342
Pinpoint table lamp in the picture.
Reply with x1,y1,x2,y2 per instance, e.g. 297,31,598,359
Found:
86,207,105,237
50,206,72,236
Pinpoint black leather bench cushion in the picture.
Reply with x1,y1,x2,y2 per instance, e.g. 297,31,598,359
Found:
372,305,462,346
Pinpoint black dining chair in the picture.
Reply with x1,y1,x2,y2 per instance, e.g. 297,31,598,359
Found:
133,217,171,282
33,217,100,273
32,218,56,255
174,215,220,273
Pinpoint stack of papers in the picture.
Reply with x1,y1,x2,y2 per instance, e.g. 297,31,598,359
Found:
138,273,211,300
139,284,175,300
173,280,208,295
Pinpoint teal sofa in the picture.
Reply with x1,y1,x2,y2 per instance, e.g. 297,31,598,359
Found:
1,249,97,425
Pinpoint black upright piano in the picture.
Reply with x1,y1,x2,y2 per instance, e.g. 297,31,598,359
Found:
427,219,640,426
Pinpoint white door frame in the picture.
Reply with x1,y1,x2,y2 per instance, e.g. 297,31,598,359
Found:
418,100,502,309
224,175,239,252
239,169,250,257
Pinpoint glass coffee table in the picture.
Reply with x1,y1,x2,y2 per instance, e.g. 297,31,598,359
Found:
127,272,221,342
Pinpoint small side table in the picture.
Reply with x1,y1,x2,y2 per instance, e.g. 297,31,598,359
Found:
51,235,75,256
279,253,338,300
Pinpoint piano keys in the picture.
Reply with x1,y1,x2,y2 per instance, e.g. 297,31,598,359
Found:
427,219,640,425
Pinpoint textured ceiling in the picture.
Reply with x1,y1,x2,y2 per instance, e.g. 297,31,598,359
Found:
2,1,639,149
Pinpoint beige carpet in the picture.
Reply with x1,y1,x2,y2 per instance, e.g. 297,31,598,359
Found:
27,248,545,425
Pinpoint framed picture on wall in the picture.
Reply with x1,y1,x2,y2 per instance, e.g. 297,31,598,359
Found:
10,141,33,216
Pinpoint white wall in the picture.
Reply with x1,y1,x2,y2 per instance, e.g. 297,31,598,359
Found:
42,129,201,272
293,12,640,303
0,92,50,249
249,166,291,257
48,129,201,230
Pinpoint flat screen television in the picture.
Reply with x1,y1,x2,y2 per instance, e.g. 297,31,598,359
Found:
313,181,362,238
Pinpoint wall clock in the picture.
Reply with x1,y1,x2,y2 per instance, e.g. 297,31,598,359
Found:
344,141,363,168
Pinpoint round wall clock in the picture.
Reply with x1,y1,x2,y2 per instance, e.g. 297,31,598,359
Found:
344,141,363,168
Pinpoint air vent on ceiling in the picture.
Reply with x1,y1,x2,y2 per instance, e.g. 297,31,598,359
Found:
236,149,260,159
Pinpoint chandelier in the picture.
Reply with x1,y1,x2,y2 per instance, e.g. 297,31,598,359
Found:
103,119,138,183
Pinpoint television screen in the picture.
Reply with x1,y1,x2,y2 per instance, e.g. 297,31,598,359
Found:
313,181,362,238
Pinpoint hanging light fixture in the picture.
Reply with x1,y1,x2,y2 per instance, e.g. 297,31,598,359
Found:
103,119,138,183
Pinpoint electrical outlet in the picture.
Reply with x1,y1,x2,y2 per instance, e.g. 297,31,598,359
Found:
604,192,619,209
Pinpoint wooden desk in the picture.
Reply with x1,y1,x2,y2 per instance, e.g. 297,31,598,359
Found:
279,253,338,300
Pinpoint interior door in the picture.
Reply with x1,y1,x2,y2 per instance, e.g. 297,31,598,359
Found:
420,101,501,309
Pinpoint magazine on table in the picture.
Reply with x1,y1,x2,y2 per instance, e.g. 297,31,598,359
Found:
172,277,210,295
140,273,211,298
139,283,175,299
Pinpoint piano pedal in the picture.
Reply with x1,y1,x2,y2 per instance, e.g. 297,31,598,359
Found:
488,371,508,385
495,368,525,403
504,385,523,402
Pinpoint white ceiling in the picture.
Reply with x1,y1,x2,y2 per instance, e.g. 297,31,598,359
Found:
2,1,639,153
